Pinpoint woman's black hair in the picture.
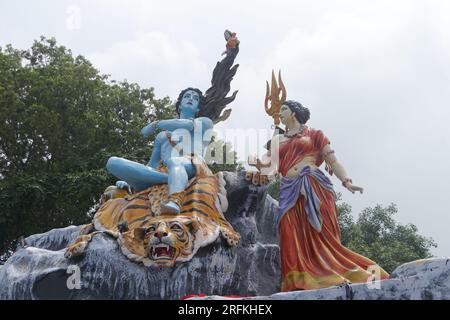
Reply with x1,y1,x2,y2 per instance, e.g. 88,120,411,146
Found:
283,100,310,125
264,100,310,150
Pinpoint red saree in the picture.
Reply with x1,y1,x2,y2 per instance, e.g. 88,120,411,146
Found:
278,127,389,291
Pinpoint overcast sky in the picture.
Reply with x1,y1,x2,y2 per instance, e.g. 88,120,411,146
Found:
1,0,449,257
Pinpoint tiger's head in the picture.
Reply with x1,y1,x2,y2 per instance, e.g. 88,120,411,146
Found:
128,215,220,267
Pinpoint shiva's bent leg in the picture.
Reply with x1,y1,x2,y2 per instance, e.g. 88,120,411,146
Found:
160,157,196,214
106,157,168,192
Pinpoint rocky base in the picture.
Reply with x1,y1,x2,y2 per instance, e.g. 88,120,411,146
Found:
190,258,450,300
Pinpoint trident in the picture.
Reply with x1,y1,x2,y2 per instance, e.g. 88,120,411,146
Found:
264,70,287,126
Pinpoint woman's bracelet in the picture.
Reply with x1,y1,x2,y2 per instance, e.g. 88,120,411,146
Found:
323,149,335,158
342,178,353,187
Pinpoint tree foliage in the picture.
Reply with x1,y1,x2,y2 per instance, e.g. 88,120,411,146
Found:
0,37,176,260
205,137,243,174
337,200,437,273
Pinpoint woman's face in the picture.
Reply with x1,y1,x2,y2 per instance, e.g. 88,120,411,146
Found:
180,90,200,116
279,104,294,125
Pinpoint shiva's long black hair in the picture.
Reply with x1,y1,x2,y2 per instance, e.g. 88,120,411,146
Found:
175,46,240,123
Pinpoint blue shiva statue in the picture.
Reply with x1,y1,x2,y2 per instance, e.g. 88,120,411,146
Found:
106,32,240,215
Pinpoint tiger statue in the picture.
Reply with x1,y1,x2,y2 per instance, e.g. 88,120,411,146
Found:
64,159,240,267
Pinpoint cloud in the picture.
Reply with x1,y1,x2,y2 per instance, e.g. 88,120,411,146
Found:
251,2,450,257
88,31,209,98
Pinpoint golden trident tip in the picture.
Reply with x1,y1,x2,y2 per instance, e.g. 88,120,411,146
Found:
264,70,286,126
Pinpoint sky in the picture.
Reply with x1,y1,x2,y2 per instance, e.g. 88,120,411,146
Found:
1,0,449,257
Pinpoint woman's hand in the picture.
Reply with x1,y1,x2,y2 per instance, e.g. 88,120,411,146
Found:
343,181,364,194
245,170,275,186
246,154,276,186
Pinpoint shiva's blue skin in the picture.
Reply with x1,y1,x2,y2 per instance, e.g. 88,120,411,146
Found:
106,90,213,213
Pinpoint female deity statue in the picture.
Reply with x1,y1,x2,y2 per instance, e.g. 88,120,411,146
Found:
249,73,389,291
276,101,389,291
106,32,240,215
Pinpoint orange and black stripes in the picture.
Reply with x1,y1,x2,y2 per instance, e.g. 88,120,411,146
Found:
95,174,225,232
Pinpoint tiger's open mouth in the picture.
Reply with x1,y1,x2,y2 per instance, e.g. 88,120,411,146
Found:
150,244,176,260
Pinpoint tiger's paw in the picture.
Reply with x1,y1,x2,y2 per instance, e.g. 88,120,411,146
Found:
64,241,88,259
221,228,241,247
79,223,95,235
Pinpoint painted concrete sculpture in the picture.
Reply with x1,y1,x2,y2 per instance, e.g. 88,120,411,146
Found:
64,31,241,267
65,164,240,267
248,71,390,291
106,31,239,215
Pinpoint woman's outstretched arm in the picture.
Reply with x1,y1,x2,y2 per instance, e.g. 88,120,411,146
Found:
321,144,364,194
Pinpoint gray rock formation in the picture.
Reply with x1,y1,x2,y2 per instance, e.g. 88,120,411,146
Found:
191,258,450,300
0,172,281,300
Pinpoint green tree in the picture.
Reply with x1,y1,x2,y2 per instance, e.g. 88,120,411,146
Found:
267,174,280,201
0,37,175,261
337,201,437,273
205,137,243,174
